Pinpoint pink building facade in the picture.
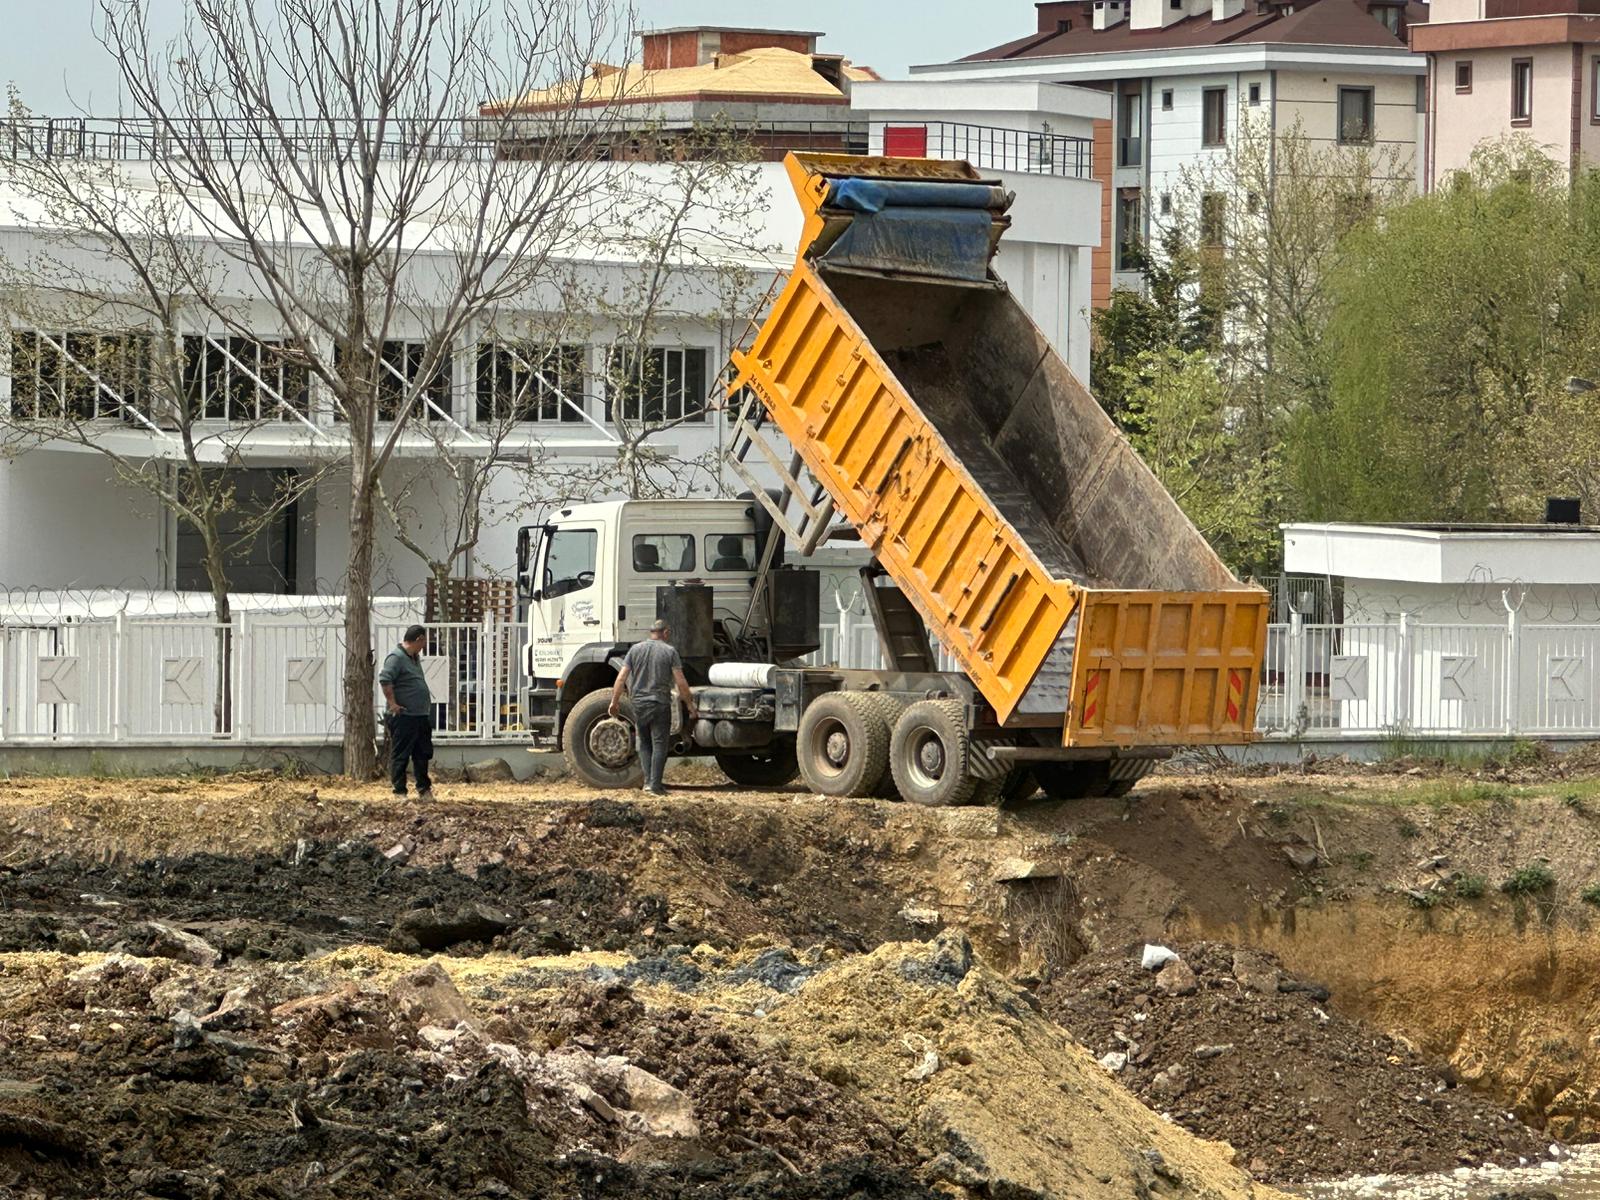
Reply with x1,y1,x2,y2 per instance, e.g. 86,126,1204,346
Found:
1414,5,1600,187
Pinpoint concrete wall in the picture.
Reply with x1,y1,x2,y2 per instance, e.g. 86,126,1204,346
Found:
0,452,170,590
1276,68,1420,176
1430,44,1576,182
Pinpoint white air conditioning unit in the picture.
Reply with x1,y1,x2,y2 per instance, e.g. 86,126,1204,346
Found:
1213,0,1245,18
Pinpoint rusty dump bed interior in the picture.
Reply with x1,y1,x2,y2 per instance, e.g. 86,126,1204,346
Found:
827,271,1249,595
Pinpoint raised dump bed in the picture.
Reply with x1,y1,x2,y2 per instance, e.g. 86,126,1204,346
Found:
731,154,1266,747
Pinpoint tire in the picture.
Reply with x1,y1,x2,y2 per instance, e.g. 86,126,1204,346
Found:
562,688,644,790
857,694,906,799
1033,761,1137,800
797,692,891,799
1001,768,1040,804
716,743,800,789
889,699,978,808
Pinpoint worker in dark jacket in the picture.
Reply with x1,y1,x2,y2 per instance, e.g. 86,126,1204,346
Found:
380,624,435,800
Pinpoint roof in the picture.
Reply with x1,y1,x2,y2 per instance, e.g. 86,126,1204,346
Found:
1282,522,1600,587
490,46,878,114
637,26,824,38
959,0,1423,61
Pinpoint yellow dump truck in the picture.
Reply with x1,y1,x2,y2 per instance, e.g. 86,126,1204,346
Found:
519,152,1266,803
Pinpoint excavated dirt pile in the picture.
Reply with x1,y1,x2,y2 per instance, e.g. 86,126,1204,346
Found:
1041,941,1547,1183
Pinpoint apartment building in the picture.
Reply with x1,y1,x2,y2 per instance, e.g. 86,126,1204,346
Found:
913,0,1426,301
1412,2,1600,186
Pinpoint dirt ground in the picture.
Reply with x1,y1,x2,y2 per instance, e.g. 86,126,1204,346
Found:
6,758,1600,1196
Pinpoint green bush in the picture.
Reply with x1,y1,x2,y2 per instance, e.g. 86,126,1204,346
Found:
1453,874,1488,899
1580,884,1600,907
1500,862,1556,896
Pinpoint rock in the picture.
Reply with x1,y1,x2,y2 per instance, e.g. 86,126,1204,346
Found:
897,906,942,926
69,954,151,987
133,922,220,968
993,858,1059,882
610,1060,700,1138
1193,1043,1235,1059
1098,1050,1128,1072
1231,950,1281,996
1141,944,1179,971
271,984,361,1024
431,765,467,784
1156,959,1199,997
417,1025,461,1052
391,902,516,952
388,962,473,1029
172,1010,204,1051
464,757,515,784
199,984,267,1032
1150,1064,1191,1099
904,1039,941,1081
383,837,416,865
1278,979,1332,1003
1283,843,1320,870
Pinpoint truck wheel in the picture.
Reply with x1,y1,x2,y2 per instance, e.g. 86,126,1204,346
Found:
890,699,977,808
562,688,644,790
1034,762,1135,800
715,744,800,789
1001,768,1040,804
797,693,890,799
857,694,906,798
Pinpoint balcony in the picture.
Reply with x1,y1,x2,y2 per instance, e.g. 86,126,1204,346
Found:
1,115,1094,181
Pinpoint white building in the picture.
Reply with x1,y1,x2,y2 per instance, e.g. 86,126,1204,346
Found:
0,97,1104,602
1272,521,1600,737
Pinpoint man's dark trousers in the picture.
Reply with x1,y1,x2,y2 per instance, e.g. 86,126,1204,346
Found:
389,714,434,795
633,699,671,791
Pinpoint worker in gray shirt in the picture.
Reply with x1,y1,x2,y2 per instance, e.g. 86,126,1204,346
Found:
379,624,435,801
609,619,698,795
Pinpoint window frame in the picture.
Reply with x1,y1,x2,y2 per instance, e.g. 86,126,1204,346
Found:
1199,191,1226,249
1511,56,1533,125
703,532,757,574
630,532,695,574
8,329,155,423
1115,190,1143,271
1591,56,1600,122
181,334,310,423
1336,85,1375,146
1248,82,1262,106
1161,88,1174,111
331,339,452,424
542,527,600,599
605,345,709,426
1454,60,1472,93
1201,87,1227,148
475,342,586,425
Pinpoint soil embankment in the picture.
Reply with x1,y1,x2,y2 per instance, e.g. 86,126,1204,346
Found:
3,761,1600,1194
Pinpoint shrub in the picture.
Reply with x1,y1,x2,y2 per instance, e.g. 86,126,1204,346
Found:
1453,874,1487,899
1580,884,1600,907
1500,862,1556,896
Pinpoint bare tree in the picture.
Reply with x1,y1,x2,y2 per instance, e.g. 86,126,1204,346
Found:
87,0,630,775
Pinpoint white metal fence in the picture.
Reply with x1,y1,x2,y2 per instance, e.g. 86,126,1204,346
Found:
5,605,1600,745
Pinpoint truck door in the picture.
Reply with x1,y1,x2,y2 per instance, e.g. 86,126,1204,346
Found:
528,522,606,677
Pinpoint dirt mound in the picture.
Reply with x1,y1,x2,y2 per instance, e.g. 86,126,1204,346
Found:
0,952,937,1199
757,932,1284,1200
1040,941,1547,1183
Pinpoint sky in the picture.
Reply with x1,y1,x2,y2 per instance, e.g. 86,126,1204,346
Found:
4,1,1018,113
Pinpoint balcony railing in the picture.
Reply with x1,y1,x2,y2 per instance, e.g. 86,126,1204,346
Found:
1,116,1094,180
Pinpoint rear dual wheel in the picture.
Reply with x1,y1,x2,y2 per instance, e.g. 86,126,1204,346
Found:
889,699,978,808
1034,761,1139,800
797,693,891,798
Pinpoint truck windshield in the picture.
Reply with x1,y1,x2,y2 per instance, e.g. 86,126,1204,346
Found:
543,528,597,598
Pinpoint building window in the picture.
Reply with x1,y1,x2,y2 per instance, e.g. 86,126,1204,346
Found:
475,343,585,423
1337,86,1375,145
605,346,708,425
1116,191,1143,270
1512,57,1533,124
332,340,451,423
1455,61,1472,93
1199,192,1226,248
1248,82,1262,105
1169,0,1182,10
1247,191,1261,214
1373,3,1401,34
1591,57,1600,121
1160,192,1172,216
181,336,310,422
1416,74,1427,112
1202,87,1227,147
9,330,153,421
1118,91,1143,166
1161,88,1174,111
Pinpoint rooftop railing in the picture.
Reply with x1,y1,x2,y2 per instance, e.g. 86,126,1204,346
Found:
1,116,1094,180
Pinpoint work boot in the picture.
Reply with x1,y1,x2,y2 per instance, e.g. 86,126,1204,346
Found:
417,789,436,802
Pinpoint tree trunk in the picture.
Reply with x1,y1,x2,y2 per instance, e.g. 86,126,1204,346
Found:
202,540,234,737
343,458,379,779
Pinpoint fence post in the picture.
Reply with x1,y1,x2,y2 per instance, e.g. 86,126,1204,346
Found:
112,611,127,741
480,612,494,740
1286,611,1305,731
1504,599,1520,737
235,612,250,742
1396,612,1413,734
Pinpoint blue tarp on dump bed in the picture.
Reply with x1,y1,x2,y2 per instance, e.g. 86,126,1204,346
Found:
818,178,1007,283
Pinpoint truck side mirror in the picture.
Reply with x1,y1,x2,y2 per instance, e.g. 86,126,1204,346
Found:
516,525,536,600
